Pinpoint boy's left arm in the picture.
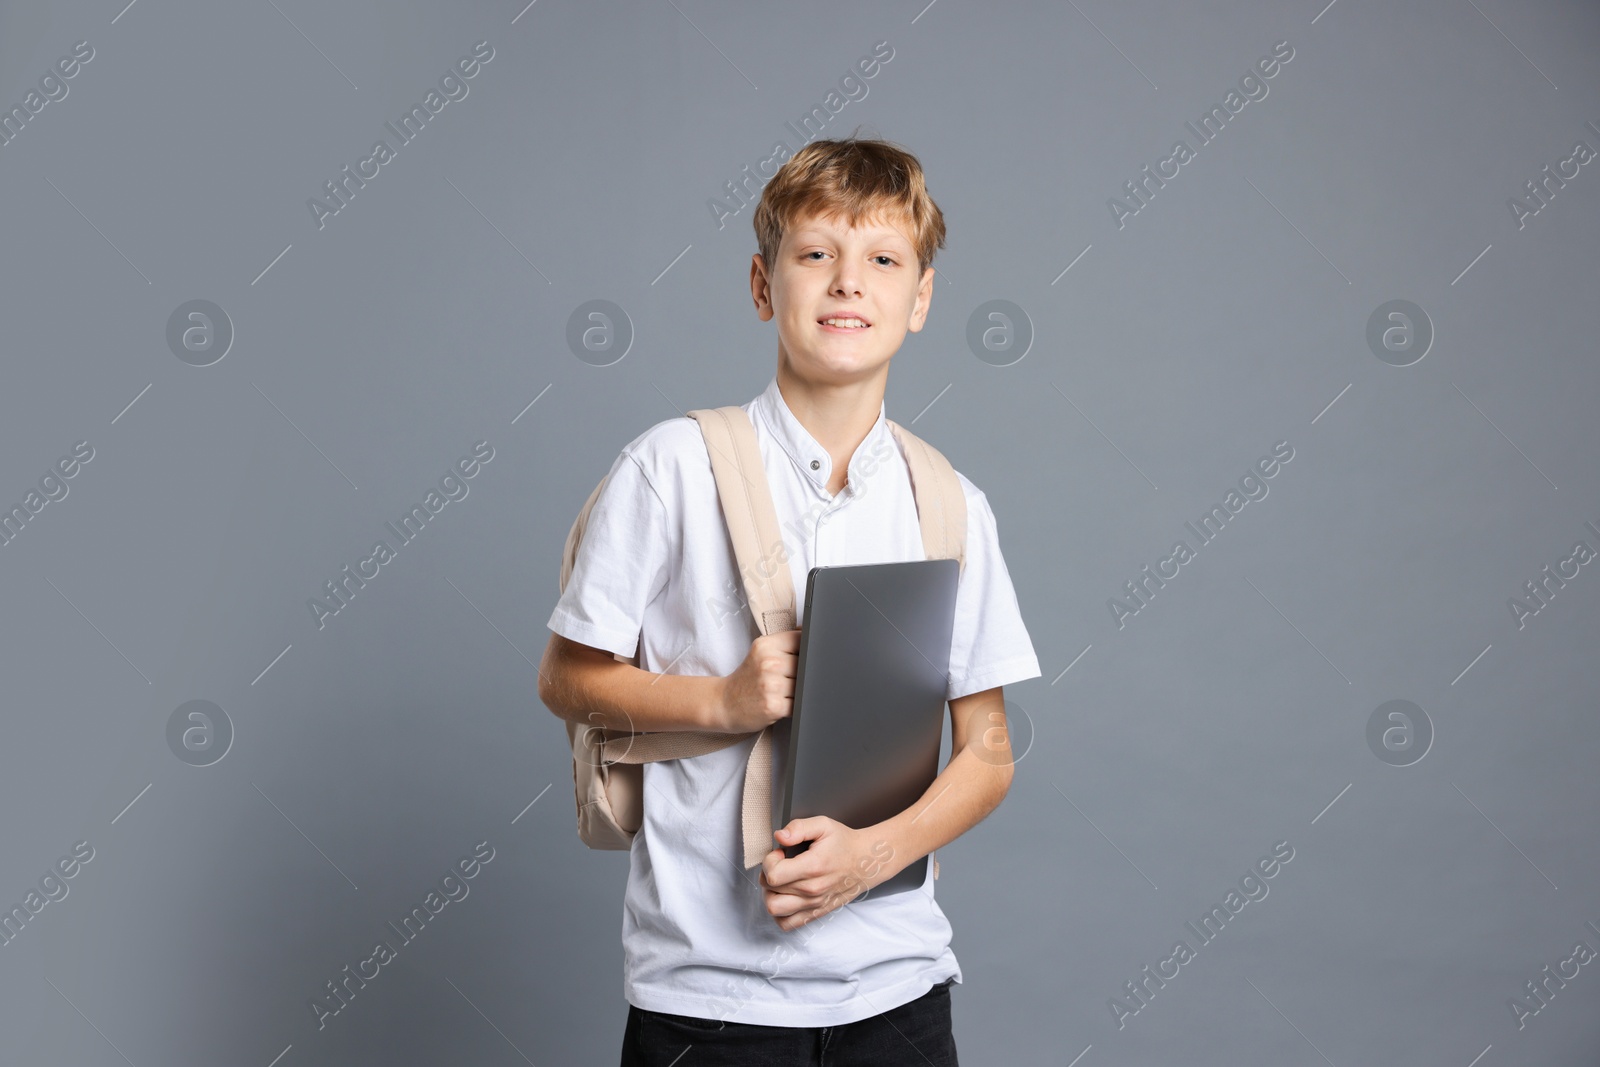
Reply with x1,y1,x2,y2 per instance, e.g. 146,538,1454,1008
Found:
760,686,1014,930
879,684,1015,865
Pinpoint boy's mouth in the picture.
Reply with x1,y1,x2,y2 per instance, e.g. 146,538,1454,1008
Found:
817,315,872,332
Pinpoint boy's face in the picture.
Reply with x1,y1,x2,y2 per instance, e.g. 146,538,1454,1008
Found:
750,208,935,388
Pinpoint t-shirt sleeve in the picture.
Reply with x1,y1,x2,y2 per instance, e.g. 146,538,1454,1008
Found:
946,483,1042,701
546,449,672,661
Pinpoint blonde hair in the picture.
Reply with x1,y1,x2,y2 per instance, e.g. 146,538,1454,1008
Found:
752,131,947,277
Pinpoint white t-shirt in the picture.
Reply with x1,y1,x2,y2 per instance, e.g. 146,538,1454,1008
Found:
547,375,1041,1027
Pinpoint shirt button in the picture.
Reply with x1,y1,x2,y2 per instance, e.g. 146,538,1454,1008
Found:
810,459,820,470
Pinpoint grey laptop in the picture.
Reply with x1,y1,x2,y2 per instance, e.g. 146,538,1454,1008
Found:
770,558,960,897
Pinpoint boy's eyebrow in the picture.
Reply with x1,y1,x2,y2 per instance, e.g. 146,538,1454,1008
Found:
790,222,913,248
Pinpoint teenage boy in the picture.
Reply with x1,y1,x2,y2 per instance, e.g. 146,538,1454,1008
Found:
540,136,1040,1066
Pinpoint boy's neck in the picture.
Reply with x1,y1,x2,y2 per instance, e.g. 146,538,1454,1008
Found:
774,362,888,493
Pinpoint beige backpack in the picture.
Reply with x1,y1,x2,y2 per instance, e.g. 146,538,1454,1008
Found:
559,404,967,870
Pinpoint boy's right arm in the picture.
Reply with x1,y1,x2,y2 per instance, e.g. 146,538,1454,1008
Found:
539,630,799,735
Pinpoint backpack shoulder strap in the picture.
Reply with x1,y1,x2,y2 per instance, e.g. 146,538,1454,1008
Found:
885,419,968,577
685,406,797,635
689,404,796,868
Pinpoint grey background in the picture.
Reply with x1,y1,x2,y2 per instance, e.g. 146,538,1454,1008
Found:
1,0,1598,1063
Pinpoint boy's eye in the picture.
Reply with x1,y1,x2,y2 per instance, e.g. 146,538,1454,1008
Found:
803,251,897,266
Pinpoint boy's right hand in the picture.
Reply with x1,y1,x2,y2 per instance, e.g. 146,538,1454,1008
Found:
714,629,801,734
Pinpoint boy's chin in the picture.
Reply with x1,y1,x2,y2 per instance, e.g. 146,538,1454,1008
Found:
785,345,894,380
791,362,890,388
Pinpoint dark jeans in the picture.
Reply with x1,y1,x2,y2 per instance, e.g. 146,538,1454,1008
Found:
619,978,958,1066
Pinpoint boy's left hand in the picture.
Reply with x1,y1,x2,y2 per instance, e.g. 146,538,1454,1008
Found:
758,817,900,931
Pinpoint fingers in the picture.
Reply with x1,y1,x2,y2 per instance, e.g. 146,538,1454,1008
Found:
756,629,801,654
761,858,833,904
763,846,826,890
762,858,853,907
762,869,861,929
765,637,798,677
765,888,833,926
770,896,837,930
762,871,828,899
754,634,799,717
776,907,825,931
763,888,805,915
761,855,798,891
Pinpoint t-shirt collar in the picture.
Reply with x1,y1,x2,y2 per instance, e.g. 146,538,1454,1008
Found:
752,376,889,495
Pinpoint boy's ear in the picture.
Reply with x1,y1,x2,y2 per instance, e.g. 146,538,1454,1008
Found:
751,254,775,321
907,266,936,332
